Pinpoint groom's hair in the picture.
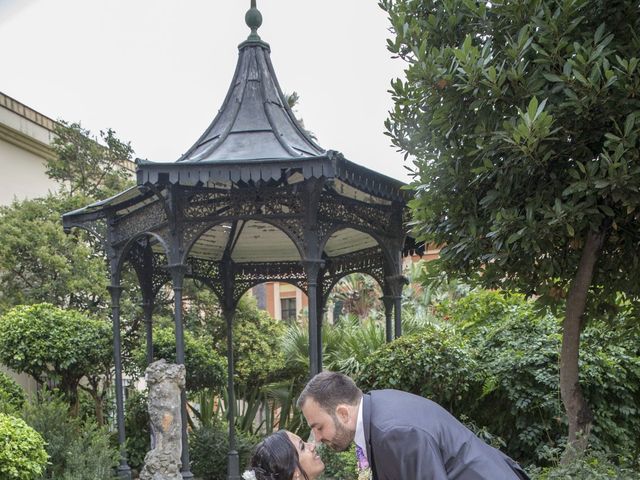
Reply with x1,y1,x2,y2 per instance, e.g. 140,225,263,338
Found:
297,371,362,413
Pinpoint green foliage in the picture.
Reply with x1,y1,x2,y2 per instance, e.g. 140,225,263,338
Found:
231,297,288,387
0,413,48,480
530,450,640,479
318,444,357,480
49,120,134,198
359,289,640,467
60,421,119,480
124,389,150,471
22,391,117,479
357,325,481,413
22,392,78,478
382,0,640,452
190,421,256,480
0,194,110,312
133,326,226,392
381,0,640,302
458,290,640,465
330,273,383,321
0,303,112,412
0,370,26,414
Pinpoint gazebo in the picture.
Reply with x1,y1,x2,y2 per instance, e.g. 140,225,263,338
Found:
63,3,415,479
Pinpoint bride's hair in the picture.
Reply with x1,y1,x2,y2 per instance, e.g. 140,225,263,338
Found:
247,430,309,480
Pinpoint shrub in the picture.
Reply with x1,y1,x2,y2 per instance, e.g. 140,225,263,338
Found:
0,413,48,480
530,450,640,479
0,370,26,414
318,444,357,480
190,421,256,480
133,326,226,392
22,391,119,479
22,391,77,478
124,389,150,472
61,421,118,480
357,324,481,414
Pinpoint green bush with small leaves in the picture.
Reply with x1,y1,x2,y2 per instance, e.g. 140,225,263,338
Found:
357,323,482,414
0,413,48,480
0,370,26,414
318,444,357,480
133,326,226,393
190,421,256,480
530,450,640,479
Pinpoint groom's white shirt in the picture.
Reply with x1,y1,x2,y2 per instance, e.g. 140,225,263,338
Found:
355,396,367,460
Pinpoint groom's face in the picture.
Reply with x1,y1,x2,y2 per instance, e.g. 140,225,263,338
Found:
301,398,355,452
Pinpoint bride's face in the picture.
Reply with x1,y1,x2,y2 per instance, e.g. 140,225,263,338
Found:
286,431,325,479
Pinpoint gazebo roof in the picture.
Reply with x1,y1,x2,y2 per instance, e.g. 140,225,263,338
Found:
172,37,325,164
133,3,406,203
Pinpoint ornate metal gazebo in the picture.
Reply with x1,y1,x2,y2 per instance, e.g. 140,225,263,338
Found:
63,3,415,479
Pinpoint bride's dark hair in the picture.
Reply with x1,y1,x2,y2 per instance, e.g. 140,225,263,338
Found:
248,430,309,480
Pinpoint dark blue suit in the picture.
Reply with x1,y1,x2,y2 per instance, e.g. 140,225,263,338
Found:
362,390,529,479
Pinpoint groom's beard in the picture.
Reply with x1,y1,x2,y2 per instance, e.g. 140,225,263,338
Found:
327,415,354,452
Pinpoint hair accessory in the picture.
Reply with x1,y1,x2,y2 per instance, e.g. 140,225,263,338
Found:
242,471,257,480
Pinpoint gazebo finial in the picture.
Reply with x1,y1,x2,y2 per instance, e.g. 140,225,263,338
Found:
245,0,262,41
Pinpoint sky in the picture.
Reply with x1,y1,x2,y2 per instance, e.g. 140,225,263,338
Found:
0,0,413,182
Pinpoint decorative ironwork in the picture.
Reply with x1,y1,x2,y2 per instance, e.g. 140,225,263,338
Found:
321,246,387,302
233,261,307,301
113,200,167,245
124,242,171,298
318,190,394,239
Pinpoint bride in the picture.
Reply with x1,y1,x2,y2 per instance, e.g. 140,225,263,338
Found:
243,430,325,480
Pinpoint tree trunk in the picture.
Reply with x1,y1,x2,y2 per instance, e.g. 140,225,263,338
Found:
560,229,605,461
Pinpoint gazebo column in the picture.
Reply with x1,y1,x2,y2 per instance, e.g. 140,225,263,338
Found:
108,282,132,480
141,295,156,449
168,264,193,479
386,274,407,339
303,259,324,376
223,304,241,480
381,293,394,342
143,296,155,367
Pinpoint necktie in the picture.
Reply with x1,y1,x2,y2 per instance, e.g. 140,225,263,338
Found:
356,444,369,470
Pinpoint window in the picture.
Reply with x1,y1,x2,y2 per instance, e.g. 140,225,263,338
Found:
281,297,297,322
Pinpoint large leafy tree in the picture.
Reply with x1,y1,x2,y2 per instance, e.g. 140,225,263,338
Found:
380,0,640,455
0,194,108,313
0,304,112,421
48,120,134,198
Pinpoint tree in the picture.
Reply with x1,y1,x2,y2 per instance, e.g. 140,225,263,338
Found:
0,194,109,313
380,0,640,456
48,120,134,198
133,326,226,393
0,304,112,420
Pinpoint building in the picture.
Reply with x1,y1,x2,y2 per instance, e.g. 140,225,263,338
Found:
0,91,60,394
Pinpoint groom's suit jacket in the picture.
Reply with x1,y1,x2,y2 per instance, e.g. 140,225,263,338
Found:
362,390,529,479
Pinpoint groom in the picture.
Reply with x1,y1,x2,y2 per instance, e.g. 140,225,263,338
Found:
298,371,529,479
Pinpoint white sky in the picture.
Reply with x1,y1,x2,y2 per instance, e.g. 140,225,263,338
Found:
0,0,413,182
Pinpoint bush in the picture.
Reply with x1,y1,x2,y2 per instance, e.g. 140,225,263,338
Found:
61,421,118,480
530,451,640,479
0,370,26,414
0,413,48,480
357,324,481,414
461,291,640,466
318,444,357,480
190,421,256,480
133,326,226,392
124,389,150,472
22,391,77,478
21,390,117,478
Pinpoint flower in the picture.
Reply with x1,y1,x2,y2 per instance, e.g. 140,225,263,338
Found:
355,445,372,480
242,470,257,480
